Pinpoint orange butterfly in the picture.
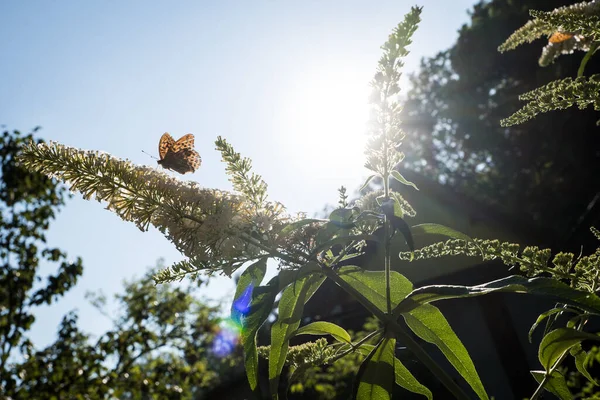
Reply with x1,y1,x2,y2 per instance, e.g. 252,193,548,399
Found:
549,31,574,44
157,133,201,174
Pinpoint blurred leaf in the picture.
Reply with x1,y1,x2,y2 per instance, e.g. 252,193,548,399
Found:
390,170,419,191
360,174,378,193
280,219,325,237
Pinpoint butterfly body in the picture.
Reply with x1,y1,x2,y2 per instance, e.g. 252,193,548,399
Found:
157,133,201,174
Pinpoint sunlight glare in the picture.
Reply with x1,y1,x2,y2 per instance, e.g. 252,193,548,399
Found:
281,68,371,178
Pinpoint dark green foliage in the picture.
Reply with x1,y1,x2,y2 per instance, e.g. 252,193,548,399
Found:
0,128,83,393
401,0,600,240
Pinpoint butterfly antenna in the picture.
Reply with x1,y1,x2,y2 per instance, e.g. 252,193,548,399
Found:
142,150,158,160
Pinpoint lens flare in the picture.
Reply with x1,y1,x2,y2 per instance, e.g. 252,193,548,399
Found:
212,318,242,357
212,283,254,357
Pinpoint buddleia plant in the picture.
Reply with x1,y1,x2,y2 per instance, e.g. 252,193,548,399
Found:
17,6,499,399
498,0,600,126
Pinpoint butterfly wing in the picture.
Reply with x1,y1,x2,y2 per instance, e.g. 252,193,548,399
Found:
159,133,175,159
157,133,200,174
549,32,574,44
172,134,195,152
159,149,201,174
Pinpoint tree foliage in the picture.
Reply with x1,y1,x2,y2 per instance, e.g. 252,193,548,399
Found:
0,128,83,393
9,265,241,400
401,0,600,241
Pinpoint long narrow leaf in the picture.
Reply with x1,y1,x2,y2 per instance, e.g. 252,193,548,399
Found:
311,234,380,257
360,174,378,192
393,275,600,316
239,262,320,393
570,343,597,385
355,344,431,398
411,223,473,242
280,218,326,237
355,337,396,400
294,321,351,344
391,170,419,191
231,258,267,321
269,273,326,398
528,307,580,343
403,304,489,400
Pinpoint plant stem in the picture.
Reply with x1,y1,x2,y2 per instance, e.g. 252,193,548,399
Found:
382,103,393,316
327,328,384,363
530,350,570,400
578,43,599,77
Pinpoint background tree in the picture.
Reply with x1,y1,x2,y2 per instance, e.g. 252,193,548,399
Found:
9,264,241,399
401,0,600,247
0,127,83,393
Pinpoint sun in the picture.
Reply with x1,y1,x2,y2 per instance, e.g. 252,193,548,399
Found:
279,66,371,179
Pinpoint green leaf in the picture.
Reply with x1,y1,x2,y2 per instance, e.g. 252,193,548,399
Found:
280,218,325,237
360,174,378,192
312,234,380,257
231,258,267,317
355,337,396,400
403,304,489,400
240,284,278,393
338,266,413,313
390,170,418,191
294,321,351,344
411,223,472,242
539,328,600,370
315,221,342,246
528,307,580,343
269,273,326,398
393,275,600,316
239,262,320,393
355,343,430,398
570,343,597,385
390,215,414,252
531,370,572,400
393,354,433,399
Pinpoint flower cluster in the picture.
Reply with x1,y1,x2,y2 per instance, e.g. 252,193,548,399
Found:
498,1,600,58
258,338,336,370
18,141,278,277
400,228,600,293
500,74,600,126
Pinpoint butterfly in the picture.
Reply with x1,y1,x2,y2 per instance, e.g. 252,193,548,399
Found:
157,133,201,174
549,31,574,44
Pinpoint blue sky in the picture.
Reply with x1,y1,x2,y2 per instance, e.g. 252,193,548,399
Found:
0,0,476,347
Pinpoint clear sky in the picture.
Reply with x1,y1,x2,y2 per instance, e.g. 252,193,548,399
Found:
0,0,476,347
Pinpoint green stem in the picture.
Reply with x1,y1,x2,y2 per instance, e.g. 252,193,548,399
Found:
578,43,599,77
327,328,384,363
530,350,570,400
381,103,392,316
